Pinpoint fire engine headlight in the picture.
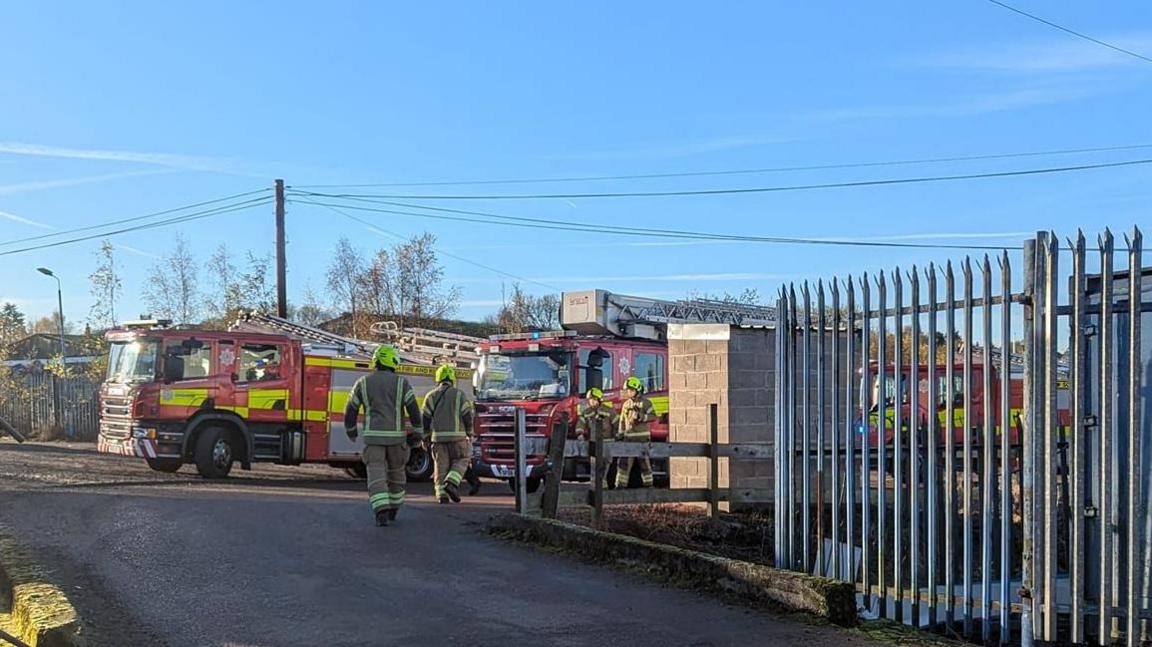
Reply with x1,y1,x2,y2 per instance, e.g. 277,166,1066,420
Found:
132,427,158,440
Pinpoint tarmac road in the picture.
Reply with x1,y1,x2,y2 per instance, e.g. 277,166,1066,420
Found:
0,440,883,647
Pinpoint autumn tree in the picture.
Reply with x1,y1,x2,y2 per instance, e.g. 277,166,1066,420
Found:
142,233,199,324
490,284,560,333
87,240,122,330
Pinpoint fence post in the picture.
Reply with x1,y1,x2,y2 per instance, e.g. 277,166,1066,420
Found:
1020,236,1038,647
541,419,568,519
590,421,606,527
709,403,720,519
514,407,528,514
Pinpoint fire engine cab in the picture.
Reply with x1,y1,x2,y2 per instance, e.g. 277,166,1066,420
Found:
97,315,475,479
471,289,776,491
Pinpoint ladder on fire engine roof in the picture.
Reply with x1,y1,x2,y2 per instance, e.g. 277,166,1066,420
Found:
560,289,777,341
370,321,482,368
232,312,374,357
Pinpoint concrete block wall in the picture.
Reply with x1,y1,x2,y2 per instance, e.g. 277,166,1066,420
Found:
668,323,846,509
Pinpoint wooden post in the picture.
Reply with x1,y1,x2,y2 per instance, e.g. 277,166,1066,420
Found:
592,425,607,528
541,419,568,518
709,403,720,519
274,179,288,318
514,407,527,514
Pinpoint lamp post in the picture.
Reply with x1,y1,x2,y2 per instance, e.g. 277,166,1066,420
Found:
36,267,66,361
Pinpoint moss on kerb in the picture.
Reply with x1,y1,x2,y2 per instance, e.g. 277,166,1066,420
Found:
0,529,81,647
487,513,858,627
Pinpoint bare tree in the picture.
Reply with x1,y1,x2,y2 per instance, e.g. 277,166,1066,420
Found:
358,248,397,316
88,240,122,330
239,251,276,313
686,288,762,305
294,282,331,326
143,233,200,324
205,244,242,320
326,237,367,335
393,233,460,325
28,312,71,335
491,283,560,333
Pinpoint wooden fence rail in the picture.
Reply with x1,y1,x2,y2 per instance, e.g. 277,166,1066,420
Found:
514,403,773,523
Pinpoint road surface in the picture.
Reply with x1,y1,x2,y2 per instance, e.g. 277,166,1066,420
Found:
0,440,882,647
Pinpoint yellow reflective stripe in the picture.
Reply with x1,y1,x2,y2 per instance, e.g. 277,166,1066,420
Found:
394,378,403,433
305,356,473,379
218,405,250,417
250,388,289,410
306,357,372,370
329,391,350,414
361,378,372,431
306,410,328,422
649,395,669,416
160,388,209,407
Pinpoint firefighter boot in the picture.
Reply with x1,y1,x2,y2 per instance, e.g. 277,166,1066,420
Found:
375,510,390,527
388,508,398,522
445,481,461,503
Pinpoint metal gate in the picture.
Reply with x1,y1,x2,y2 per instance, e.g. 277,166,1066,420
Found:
774,228,1150,645
0,369,100,441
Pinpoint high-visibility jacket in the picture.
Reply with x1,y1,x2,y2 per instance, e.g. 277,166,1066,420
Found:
345,368,421,446
618,395,656,441
576,402,618,441
421,382,474,442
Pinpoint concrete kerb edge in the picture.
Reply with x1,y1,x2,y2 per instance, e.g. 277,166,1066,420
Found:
0,528,81,647
486,513,857,627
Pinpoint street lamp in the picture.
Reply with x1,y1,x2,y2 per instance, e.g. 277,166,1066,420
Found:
36,267,66,361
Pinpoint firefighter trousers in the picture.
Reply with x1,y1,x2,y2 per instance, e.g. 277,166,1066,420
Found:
432,439,471,499
363,444,409,512
615,455,654,488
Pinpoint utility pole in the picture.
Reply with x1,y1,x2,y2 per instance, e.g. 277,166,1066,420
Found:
275,179,288,318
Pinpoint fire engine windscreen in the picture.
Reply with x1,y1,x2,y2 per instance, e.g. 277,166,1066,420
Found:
106,340,159,383
477,351,572,401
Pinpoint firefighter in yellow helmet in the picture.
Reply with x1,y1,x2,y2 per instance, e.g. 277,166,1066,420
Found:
345,345,422,526
616,376,656,488
576,387,617,489
422,364,475,504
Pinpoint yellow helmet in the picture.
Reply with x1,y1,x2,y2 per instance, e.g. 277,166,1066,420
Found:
373,345,400,370
435,364,456,384
586,387,604,400
624,376,644,393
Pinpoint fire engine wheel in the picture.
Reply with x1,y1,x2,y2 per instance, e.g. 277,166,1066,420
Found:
146,458,183,473
194,426,236,479
406,446,434,483
344,463,368,479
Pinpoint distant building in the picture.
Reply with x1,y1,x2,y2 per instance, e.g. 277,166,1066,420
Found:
2,333,101,370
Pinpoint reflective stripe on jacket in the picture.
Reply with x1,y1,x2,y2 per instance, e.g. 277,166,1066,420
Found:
345,369,421,446
421,383,474,442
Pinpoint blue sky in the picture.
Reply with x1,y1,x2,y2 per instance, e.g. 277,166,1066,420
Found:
0,1,1149,325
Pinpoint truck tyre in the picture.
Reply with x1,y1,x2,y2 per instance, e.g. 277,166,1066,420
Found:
344,463,367,479
406,446,434,482
146,457,182,473
194,426,236,479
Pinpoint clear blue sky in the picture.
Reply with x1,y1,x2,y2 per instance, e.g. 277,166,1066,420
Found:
0,1,1149,326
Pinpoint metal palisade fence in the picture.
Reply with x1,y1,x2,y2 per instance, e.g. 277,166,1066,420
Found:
775,228,1151,645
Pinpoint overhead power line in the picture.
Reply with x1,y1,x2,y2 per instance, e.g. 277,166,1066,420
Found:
0,189,272,249
292,142,1152,188
314,203,561,292
294,157,1152,201
0,198,272,257
289,195,1028,252
987,0,1152,65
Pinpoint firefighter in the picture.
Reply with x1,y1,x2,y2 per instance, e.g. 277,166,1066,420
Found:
345,344,422,527
615,376,656,488
422,364,474,504
576,387,617,488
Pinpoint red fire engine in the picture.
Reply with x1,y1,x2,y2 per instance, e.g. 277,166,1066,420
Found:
96,315,475,479
470,289,776,491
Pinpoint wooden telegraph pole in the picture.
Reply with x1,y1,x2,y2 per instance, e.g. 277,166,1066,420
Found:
274,179,287,318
